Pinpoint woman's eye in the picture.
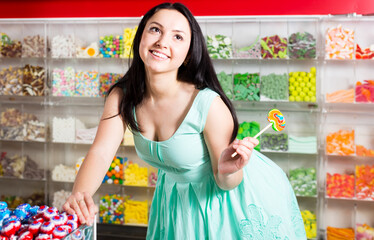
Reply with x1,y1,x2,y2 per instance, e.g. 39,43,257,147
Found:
175,35,183,41
150,27,160,33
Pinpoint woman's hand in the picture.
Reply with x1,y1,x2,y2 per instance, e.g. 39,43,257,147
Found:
62,192,98,226
218,137,259,175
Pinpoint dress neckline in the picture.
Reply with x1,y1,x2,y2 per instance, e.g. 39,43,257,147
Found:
134,89,204,143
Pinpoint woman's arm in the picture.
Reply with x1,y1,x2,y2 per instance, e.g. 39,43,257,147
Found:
204,97,258,191
63,87,125,224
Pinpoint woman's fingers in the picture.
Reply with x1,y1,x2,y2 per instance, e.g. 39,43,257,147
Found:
83,192,97,226
62,192,98,225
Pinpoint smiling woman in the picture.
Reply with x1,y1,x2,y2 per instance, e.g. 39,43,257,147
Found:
63,2,307,240
139,9,191,76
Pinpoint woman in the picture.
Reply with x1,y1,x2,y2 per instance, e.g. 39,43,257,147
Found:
63,3,307,239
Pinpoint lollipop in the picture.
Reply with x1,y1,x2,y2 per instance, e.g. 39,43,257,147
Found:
231,109,285,157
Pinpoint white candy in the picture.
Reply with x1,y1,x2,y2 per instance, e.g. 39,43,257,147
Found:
52,164,76,182
53,190,72,211
52,117,75,143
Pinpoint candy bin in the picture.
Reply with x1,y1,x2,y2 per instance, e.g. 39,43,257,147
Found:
99,34,123,58
356,223,374,240
326,129,355,156
51,35,76,58
261,35,288,59
0,201,96,239
260,73,288,101
0,107,27,141
232,21,260,59
23,64,46,96
122,26,138,58
356,44,374,59
325,24,355,60
124,162,148,187
99,72,122,97
288,67,317,103
22,23,46,58
216,71,233,100
0,32,22,58
52,66,76,97
206,34,232,59
102,156,125,185
0,65,23,96
326,172,355,199
327,226,355,240
124,197,148,225
288,32,316,59
300,210,317,239
236,121,261,151
355,80,374,103
289,167,317,197
355,164,374,200
261,133,288,152
75,71,99,97
99,194,125,225
233,72,260,101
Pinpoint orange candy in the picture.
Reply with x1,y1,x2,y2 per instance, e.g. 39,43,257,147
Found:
326,130,355,155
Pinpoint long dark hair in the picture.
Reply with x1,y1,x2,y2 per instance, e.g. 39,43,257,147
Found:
107,2,238,142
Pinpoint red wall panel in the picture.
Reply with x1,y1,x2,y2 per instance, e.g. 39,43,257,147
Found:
0,0,373,18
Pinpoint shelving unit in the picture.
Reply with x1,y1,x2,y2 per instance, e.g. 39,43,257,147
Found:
1,15,374,239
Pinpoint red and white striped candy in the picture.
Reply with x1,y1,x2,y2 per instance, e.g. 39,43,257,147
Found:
18,230,33,240
52,226,68,239
40,221,55,234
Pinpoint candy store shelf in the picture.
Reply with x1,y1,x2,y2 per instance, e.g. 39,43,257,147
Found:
261,149,318,155
296,195,318,199
322,102,374,114
0,138,47,144
325,196,374,202
233,100,319,112
46,96,105,106
0,95,46,105
0,176,47,182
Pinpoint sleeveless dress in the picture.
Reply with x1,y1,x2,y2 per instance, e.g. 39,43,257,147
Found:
133,88,307,240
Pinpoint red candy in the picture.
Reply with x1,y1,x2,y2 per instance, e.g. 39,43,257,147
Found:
67,214,78,223
52,226,68,239
1,221,16,237
35,233,51,240
43,208,57,221
67,220,78,230
18,231,33,240
60,225,72,234
29,218,44,235
326,173,355,198
356,44,374,59
40,221,55,234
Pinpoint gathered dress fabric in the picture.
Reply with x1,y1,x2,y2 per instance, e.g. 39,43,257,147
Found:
133,88,307,240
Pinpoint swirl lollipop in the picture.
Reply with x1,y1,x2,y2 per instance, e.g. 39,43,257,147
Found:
231,109,285,157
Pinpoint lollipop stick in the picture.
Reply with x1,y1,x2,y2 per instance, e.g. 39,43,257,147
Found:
231,123,272,158
253,123,272,139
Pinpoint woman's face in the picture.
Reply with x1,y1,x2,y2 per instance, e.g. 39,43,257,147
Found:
139,9,191,76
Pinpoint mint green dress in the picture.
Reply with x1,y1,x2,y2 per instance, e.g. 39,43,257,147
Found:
133,88,306,240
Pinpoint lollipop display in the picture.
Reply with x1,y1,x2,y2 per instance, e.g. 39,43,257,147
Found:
231,109,285,157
